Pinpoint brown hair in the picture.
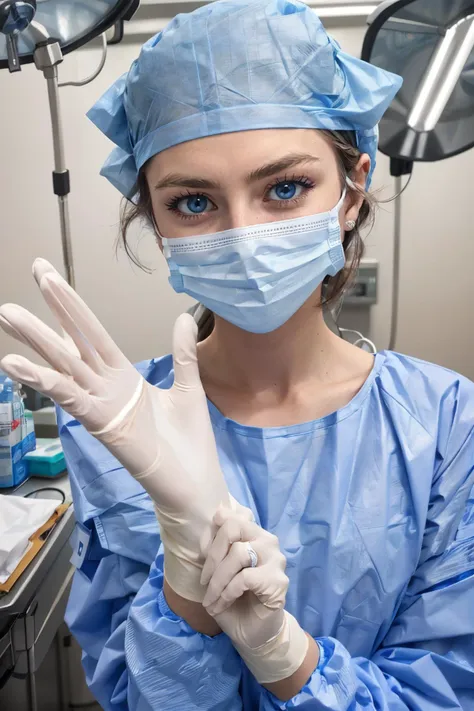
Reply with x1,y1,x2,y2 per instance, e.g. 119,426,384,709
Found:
119,130,375,340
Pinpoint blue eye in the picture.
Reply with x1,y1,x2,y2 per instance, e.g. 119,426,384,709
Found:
268,181,304,201
177,195,211,215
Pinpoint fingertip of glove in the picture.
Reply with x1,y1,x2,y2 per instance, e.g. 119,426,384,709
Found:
1,354,37,384
173,313,199,359
0,304,23,332
32,259,63,290
176,312,198,337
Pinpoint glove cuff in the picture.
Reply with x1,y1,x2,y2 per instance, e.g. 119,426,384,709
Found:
163,544,207,603
235,611,309,684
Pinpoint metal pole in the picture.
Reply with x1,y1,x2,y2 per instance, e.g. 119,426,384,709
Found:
34,32,75,289
44,69,75,288
26,646,38,711
389,175,402,350
55,629,68,711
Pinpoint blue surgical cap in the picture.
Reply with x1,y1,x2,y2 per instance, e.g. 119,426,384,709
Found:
88,0,403,198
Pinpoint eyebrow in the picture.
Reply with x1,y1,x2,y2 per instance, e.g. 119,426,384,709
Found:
153,153,320,190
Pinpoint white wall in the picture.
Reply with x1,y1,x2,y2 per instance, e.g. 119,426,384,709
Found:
0,22,473,379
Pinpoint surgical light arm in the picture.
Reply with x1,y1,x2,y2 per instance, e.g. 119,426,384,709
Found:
29,21,75,288
30,22,75,288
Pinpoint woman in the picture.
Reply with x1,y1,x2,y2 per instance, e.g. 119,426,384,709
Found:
1,1,473,709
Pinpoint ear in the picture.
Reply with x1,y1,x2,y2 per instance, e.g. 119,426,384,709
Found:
343,153,371,228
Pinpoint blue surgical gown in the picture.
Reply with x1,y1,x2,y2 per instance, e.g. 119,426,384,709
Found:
60,351,474,710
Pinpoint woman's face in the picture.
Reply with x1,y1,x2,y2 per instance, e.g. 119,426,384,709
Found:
145,128,369,239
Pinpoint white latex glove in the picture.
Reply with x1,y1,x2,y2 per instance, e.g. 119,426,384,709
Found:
200,507,309,684
0,259,231,602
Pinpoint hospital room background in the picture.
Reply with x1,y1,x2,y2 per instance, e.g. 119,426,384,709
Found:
1,1,473,381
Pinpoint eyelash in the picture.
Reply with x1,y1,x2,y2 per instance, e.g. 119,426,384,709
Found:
165,174,316,220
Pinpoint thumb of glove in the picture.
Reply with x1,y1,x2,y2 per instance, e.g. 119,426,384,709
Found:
172,313,202,393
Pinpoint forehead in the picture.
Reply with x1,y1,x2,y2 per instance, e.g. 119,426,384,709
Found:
146,129,337,180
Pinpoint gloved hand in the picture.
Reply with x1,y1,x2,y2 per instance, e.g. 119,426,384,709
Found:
0,259,231,602
200,507,309,684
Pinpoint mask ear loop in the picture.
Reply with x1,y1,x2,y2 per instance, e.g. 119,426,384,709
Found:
151,213,171,258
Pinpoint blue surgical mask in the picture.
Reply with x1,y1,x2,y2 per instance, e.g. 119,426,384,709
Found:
162,192,347,334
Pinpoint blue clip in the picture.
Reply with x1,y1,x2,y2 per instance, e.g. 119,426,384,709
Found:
69,522,91,569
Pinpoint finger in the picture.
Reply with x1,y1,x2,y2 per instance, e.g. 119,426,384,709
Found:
207,568,253,616
171,314,202,392
200,517,261,586
33,259,125,369
202,541,254,608
32,260,81,359
208,567,289,616
1,354,90,417
215,501,255,527
0,304,97,390
202,501,255,559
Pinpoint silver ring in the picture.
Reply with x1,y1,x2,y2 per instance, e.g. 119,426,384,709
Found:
247,543,258,568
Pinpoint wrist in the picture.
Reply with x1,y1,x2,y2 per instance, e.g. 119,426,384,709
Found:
163,578,222,636
264,634,319,702
162,542,207,602
233,610,309,685
157,507,210,603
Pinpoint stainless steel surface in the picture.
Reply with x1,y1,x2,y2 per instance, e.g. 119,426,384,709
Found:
27,645,37,710
58,196,75,288
0,474,75,711
1,626,78,711
28,20,54,48
34,41,76,288
344,259,378,307
44,60,76,288
389,176,402,351
44,72,65,173
54,632,67,711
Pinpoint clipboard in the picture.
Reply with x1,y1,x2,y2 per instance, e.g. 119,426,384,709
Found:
0,503,71,594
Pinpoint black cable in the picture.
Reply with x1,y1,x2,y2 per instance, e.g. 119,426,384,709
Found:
24,487,66,505
378,172,413,204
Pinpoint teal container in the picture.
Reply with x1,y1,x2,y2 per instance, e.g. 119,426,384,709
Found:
25,438,66,477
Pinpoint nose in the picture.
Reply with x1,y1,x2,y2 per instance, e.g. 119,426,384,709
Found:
225,200,267,231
